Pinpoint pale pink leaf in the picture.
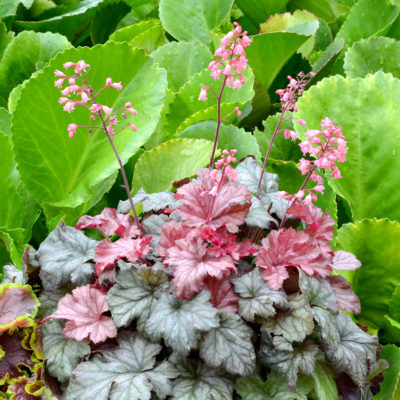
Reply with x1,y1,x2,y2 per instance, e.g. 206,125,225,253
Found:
175,168,251,233
260,265,289,291
332,250,361,271
46,285,117,343
205,277,239,312
158,221,191,258
327,275,361,314
94,236,152,276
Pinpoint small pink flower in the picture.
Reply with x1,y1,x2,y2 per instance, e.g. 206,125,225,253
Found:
298,118,307,127
75,60,89,73
63,62,75,69
54,70,65,77
198,87,208,101
90,104,102,113
80,92,90,103
68,123,79,139
234,107,241,117
63,102,75,113
129,123,137,132
58,97,69,104
102,105,113,115
54,79,65,88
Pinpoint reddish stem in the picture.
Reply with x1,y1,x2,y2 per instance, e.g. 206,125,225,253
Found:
205,167,226,224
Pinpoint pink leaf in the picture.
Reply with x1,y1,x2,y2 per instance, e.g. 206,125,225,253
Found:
95,236,152,276
76,208,140,238
256,228,332,290
332,250,361,271
165,231,237,300
327,275,361,314
45,285,117,343
205,277,239,312
175,168,251,233
158,221,191,259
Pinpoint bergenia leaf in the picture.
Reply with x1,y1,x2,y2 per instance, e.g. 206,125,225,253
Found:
169,355,234,400
76,208,140,238
0,331,35,381
42,319,90,383
175,168,251,233
106,268,161,328
164,230,236,300
199,310,256,376
0,263,27,285
332,250,361,271
37,223,98,291
323,313,378,387
259,335,320,388
0,283,39,333
65,332,178,400
231,268,289,322
145,291,219,354
45,285,117,344
327,275,361,314
262,293,314,343
131,188,181,212
94,236,152,276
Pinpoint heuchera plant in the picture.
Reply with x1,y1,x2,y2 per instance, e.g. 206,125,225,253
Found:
30,23,385,400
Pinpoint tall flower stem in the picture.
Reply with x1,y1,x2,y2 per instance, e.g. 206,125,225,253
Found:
97,111,140,229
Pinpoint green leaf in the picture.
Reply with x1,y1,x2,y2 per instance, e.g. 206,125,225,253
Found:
262,293,314,343
169,355,234,400
90,0,130,44
179,121,261,163
295,72,400,221
390,286,400,321
0,108,10,136
231,268,289,322
106,268,162,329
375,344,400,400
109,19,166,52
254,112,303,163
0,0,34,17
132,138,213,193
65,332,178,400
13,0,104,44
287,0,344,23
145,291,219,355
344,37,400,79
199,310,256,376
336,219,400,328
336,0,399,48
151,41,212,93
42,319,90,383
166,64,254,137
259,336,320,388
246,22,317,92
311,38,344,79
159,0,233,44
0,31,72,106
382,315,400,342
36,222,98,291
323,313,378,387
309,360,339,400
12,42,167,221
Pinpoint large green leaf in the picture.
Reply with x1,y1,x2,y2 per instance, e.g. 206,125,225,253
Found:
295,72,400,221
344,37,400,78
12,42,167,222
0,31,72,108
132,138,213,193
165,64,254,137
0,0,33,17
13,0,104,44
151,41,212,93
376,344,400,400
109,19,166,52
336,219,400,328
179,121,261,163
287,0,345,23
0,108,10,136
336,0,399,48
159,0,233,44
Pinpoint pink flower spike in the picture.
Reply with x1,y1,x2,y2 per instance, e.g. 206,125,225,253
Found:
63,62,75,69
102,105,112,115
129,123,137,132
68,123,79,139
198,87,208,101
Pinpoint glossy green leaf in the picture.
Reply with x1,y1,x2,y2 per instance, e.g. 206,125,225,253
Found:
109,19,166,52
13,0,103,44
151,41,212,93
311,38,344,80
179,121,261,163
12,42,167,221
336,0,399,48
309,360,338,400
159,0,233,44
132,138,213,193
336,219,400,328
344,37,400,78
287,0,344,23
165,65,254,137
0,31,71,108
375,344,400,400
295,72,400,221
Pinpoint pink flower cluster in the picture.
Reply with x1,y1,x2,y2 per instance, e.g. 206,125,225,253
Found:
54,60,138,139
199,22,251,101
276,72,314,112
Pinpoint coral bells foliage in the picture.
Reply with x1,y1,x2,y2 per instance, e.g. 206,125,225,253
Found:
55,60,138,138
199,22,251,100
